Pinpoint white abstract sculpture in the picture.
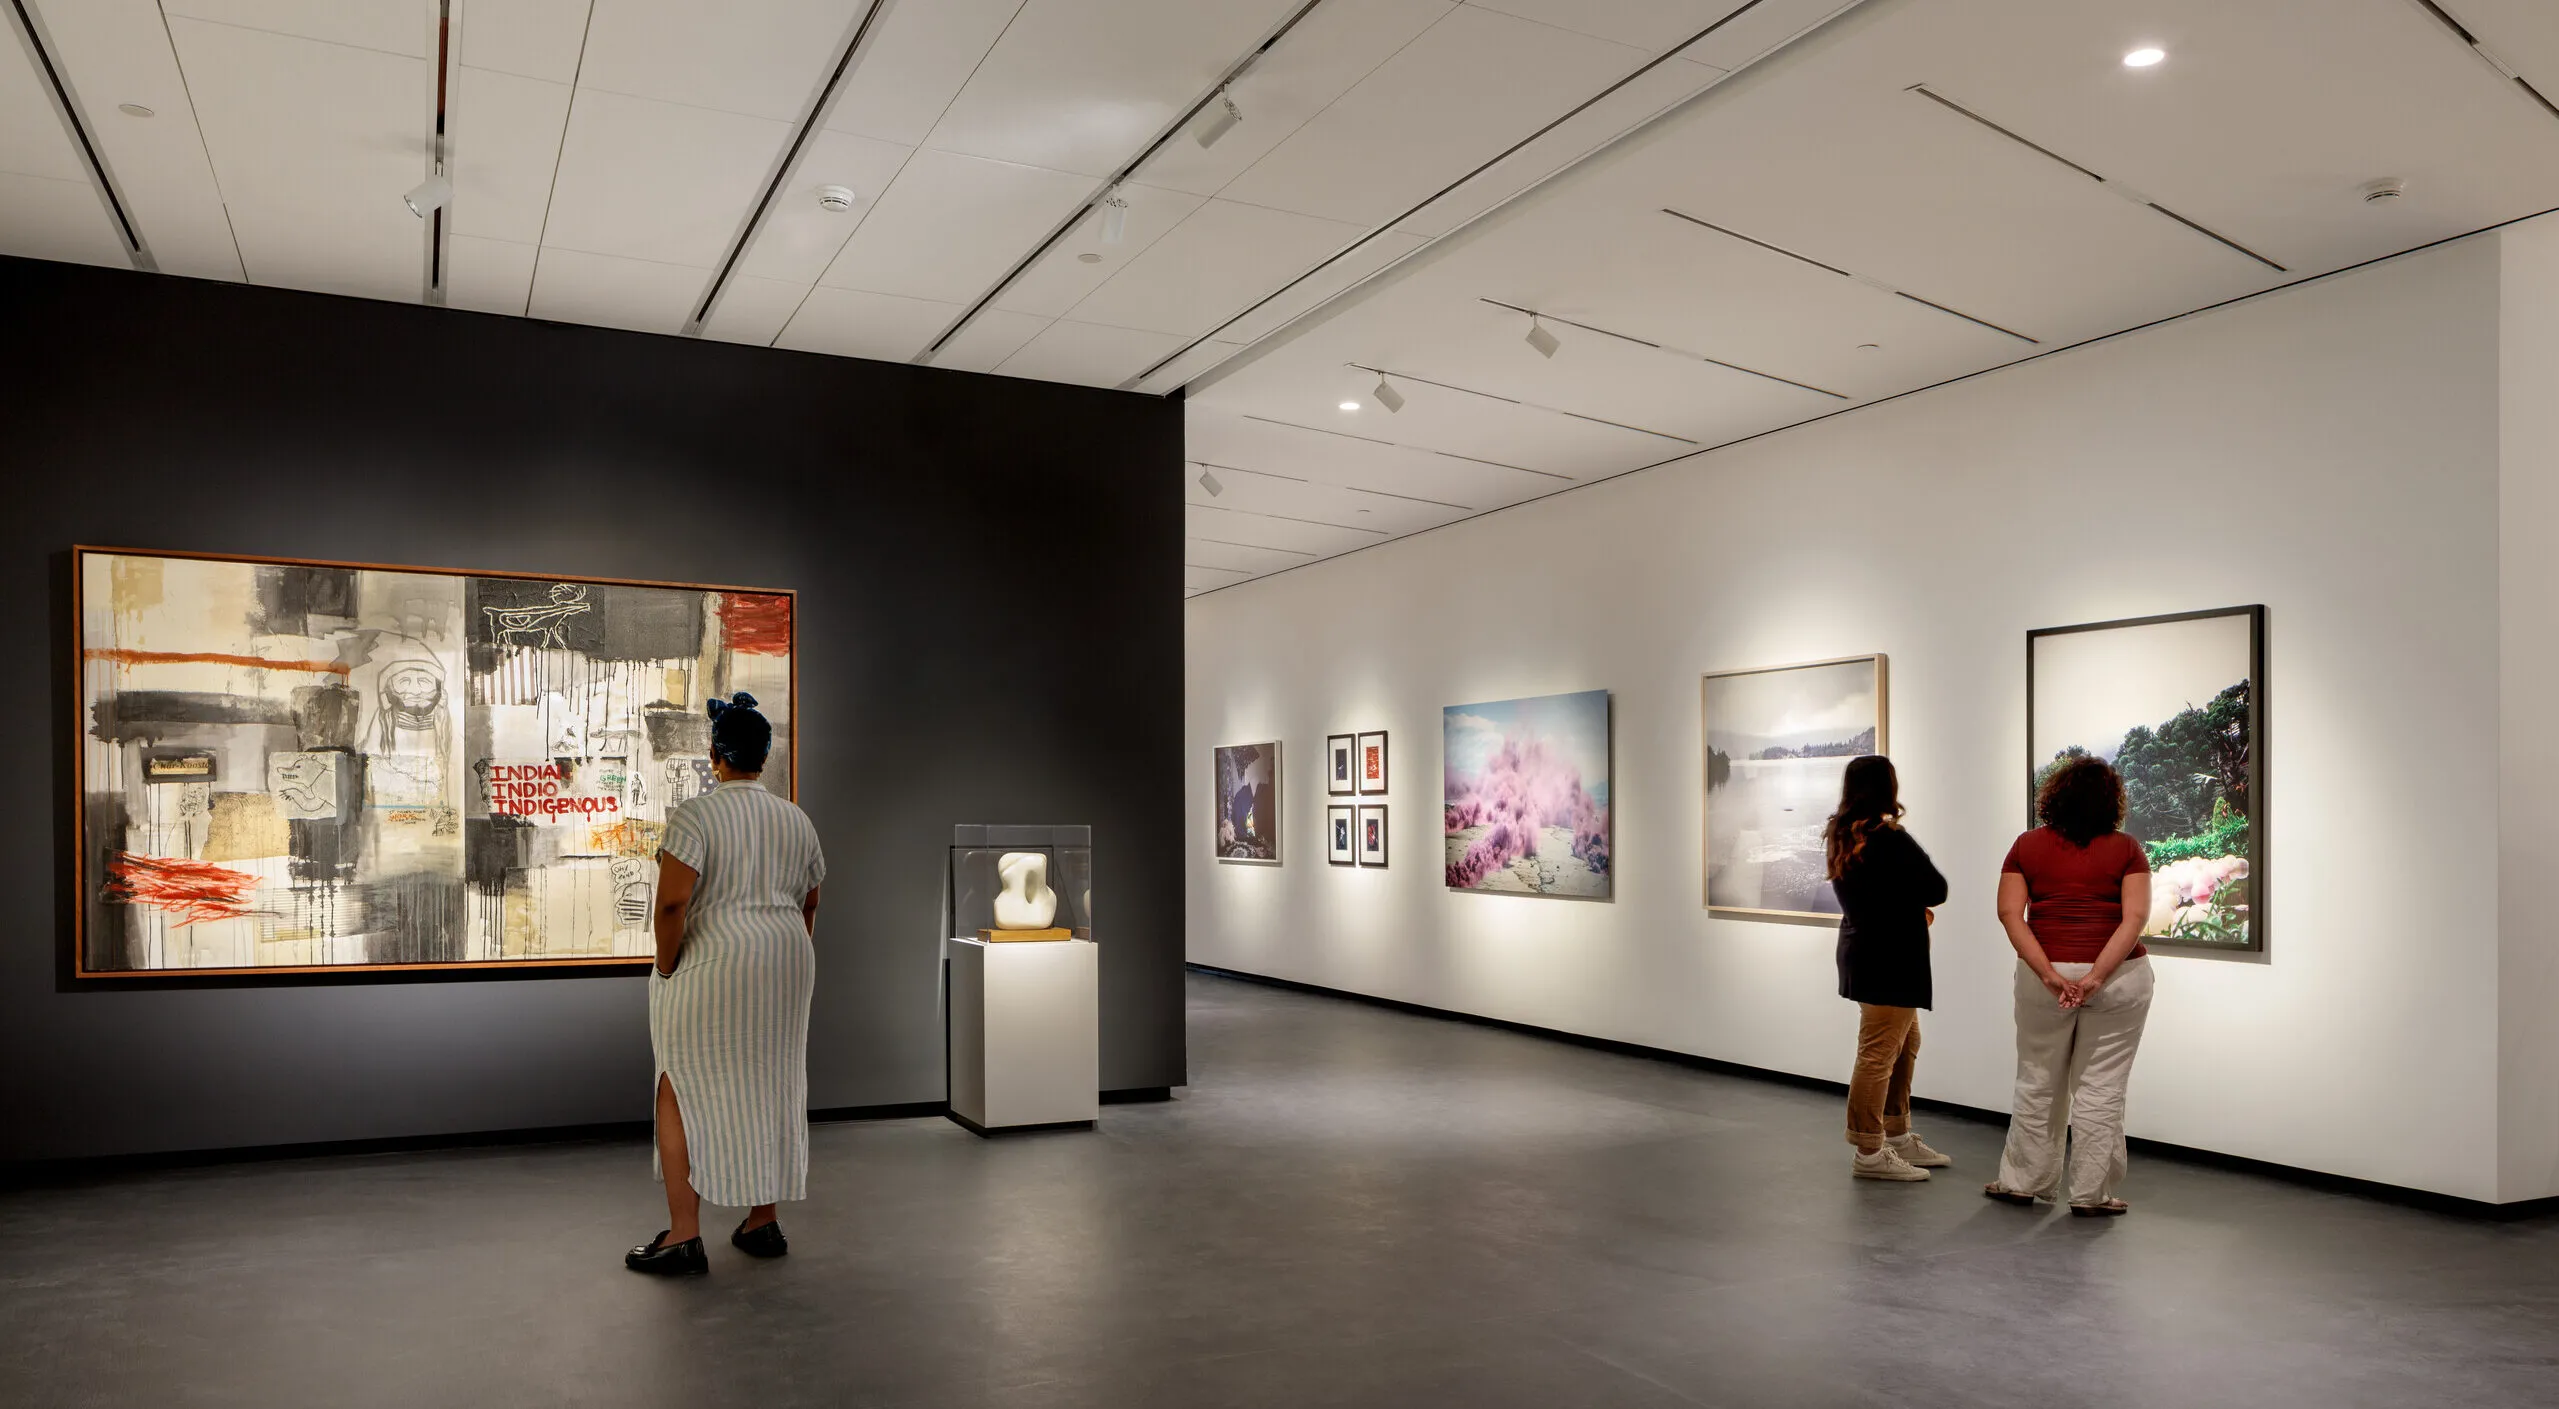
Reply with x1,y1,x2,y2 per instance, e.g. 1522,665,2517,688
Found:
994,851,1058,930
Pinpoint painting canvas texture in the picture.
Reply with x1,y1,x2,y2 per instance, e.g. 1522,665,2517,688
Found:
1215,742,1278,862
1443,690,1611,897
1704,657,1883,919
2030,609,2258,951
77,549,793,974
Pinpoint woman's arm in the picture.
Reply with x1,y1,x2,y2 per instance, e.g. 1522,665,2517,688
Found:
1998,871,2072,1004
654,854,699,978
2072,871,2154,999
801,885,821,937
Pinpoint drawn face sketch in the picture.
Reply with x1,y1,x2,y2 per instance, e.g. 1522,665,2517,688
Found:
368,653,451,760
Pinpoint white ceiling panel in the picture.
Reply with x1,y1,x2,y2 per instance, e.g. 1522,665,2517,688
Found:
448,65,571,245
528,245,701,332
2451,0,2559,99
700,272,806,344
540,87,788,266
776,282,955,360
458,0,592,84
163,0,431,58
1470,0,1752,53
576,0,864,121
819,146,1091,303
736,128,911,283
823,0,1020,147
27,0,243,281
1219,6,1644,228
1186,464,1451,538
1182,535,1317,573
1188,410,1533,510
1212,229,1426,346
1185,563,1254,594
446,232,536,314
924,0,1302,177
1051,198,1361,337
1,19,89,181
931,305,1053,373
1186,501,1382,556
994,318,1185,387
992,181,1206,318
1677,0,1856,69
0,171,127,267
1131,0,1453,199
168,16,427,300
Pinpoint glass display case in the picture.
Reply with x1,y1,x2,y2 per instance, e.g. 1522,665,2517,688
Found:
948,824,1092,940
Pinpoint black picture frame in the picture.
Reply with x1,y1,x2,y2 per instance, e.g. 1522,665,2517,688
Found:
2026,604,2265,957
1327,805,1356,865
1326,734,1356,796
1357,804,1388,867
1356,731,1389,796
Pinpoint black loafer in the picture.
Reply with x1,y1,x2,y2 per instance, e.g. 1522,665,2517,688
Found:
731,1217,788,1259
625,1231,708,1276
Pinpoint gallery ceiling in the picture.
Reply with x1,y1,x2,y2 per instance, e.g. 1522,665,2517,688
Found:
4,1,2556,596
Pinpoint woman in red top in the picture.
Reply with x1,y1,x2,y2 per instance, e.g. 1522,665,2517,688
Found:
1986,755,2154,1216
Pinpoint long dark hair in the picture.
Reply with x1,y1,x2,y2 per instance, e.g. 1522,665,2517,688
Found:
2036,754,2124,845
1824,755,1903,880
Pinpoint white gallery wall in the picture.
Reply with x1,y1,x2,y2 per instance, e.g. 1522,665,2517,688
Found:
1189,225,2559,1204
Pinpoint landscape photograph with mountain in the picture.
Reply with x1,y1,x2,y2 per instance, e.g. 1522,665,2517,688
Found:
1703,656,1885,919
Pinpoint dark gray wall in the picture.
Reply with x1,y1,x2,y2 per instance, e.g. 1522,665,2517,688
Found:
0,257,1186,1162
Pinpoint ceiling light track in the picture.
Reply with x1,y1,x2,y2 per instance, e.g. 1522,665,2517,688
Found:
1477,297,1849,399
1660,207,2040,344
917,0,1332,361
1342,362,1696,445
2407,0,2559,123
1190,535,1320,558
1197,458,1477,511
1906,83,2287,274
682,0,894,335
1242,414,1574,481
1131,0,1814,390
1192,502,1392,537
4,0,154,269
421,0,452,305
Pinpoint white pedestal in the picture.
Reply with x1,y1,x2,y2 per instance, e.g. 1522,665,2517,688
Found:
946,937,1098,1134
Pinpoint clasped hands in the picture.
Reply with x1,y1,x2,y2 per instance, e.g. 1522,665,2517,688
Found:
2038,968,2106,1010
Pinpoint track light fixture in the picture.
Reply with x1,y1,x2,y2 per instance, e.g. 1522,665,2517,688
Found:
1197,469,1224,498
1100,191,1129,244
1524,315,1560,358
404,174,451,218
1196,90,1243,149
1371,373,1405,413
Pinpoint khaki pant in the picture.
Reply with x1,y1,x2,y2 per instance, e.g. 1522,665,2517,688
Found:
1995,956,2154,1205
1845,1004,1920,1150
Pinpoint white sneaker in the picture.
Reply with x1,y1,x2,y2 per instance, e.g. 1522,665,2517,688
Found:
1889,1133,1952,1169
1853,1147,1930,1181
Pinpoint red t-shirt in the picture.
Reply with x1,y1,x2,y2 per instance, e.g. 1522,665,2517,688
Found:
2001,827,2150,964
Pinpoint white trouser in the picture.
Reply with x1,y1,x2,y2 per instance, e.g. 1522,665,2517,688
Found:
1995,956,2154,1206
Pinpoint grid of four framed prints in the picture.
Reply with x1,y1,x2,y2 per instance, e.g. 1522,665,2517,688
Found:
1325,732,1390,868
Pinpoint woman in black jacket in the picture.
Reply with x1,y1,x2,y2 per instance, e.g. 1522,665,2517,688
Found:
1826,756,1950,1181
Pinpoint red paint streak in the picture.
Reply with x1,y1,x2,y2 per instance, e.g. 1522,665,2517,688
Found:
103,852,261,926
716,593,792,656
88,648,350,675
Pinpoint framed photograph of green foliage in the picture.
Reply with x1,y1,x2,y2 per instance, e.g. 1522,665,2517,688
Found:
2028,606,2264,955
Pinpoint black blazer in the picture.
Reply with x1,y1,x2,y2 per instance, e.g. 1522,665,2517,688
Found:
1832,826,1948,1010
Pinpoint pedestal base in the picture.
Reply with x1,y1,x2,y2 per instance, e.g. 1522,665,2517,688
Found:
946,936,1098,1135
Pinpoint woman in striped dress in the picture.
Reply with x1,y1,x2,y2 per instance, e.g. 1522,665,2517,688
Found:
626,692,826,1276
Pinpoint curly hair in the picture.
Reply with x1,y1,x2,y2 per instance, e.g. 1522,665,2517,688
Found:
2036,753,2124,845
1824,755,1904,881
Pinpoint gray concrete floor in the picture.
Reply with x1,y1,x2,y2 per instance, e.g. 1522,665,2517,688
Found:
5,970,2556,1407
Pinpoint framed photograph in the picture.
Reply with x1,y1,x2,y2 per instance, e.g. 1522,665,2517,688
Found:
2029,606,2264,954
1444,690,1611,898
1214,741,1281,864
1356,731,1389,795
1327,805,1356,865
1357,805,1389,867
1702,655,1887,922
73,545,793,977
1326,734,1356,796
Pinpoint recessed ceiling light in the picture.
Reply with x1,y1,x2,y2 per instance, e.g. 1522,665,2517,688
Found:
118,103,155,118
1338,400,1361,412
1077,252,1103,263
2122,46,2165,68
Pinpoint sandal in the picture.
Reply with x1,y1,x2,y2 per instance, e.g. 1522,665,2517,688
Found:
1982,1184,2037,1206
2069,1199,2129,1217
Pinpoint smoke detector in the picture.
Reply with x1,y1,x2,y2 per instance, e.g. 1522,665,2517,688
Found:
2360,178,2406,206
817,184,858,213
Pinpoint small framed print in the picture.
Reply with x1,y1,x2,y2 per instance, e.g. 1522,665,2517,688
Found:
1327,805,1356,865
1326,734,1357,796
1356,731,1389,795
1356,805,1388,867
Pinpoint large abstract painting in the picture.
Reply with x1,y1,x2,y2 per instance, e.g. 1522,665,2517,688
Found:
1704,655,1886,920
2029,606,2262,954
1443,690,1611,898
75,547,794,976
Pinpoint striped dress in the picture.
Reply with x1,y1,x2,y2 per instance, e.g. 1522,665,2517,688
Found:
650,779,826,1206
